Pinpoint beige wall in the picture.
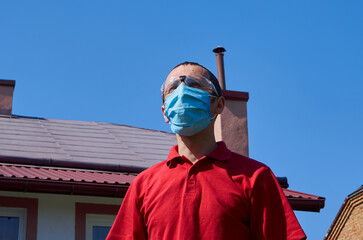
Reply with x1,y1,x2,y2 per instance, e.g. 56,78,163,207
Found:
0,191,122,240
214,90,249,157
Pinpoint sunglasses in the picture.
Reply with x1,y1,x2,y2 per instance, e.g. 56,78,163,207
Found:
161,74,219,101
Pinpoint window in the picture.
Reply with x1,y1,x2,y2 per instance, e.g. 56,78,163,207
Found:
0,207,27,240
75,203,119,240
86,214,116,240
0,196,38,240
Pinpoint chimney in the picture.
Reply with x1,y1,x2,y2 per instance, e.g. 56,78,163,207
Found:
213,46,226,90
0,79,16,116
213,47,249,157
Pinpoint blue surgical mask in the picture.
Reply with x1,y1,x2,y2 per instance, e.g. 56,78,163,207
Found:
164,84,215,136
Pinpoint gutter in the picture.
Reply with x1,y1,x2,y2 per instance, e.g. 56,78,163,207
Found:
0,155,146,173
0,177,129,198
287,197,325,212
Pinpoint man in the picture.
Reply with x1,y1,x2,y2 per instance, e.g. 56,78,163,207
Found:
107,62,307,240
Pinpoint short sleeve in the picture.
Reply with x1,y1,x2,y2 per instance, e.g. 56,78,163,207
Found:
106,180,148,240
250,168,307,240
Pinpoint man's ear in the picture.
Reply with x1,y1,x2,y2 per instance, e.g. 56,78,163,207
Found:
215,96,225,115
161,105,169,123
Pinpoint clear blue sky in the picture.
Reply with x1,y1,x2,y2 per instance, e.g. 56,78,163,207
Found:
1,1,362,238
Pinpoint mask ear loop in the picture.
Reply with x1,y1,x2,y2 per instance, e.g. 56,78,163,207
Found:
209,94,220,121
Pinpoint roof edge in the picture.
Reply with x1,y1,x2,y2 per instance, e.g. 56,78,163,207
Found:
0,177,129,198
287,198,325,212
222,90,249,101
1,156,290,187
347,185,363,199
0,155,289,189
0,155,147,173
0,79,16,87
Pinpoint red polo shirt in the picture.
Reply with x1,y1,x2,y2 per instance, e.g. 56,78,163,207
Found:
107,142,306,240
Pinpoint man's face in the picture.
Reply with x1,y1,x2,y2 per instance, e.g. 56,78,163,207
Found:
161,64,224,124
163,65,211,100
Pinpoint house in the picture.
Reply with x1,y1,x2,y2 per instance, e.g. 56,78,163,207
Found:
0,51,325,239
324,185,363,240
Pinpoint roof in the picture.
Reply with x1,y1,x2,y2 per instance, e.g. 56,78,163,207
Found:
0,115,176,171
0,164,136,185
283,189,325,212
0,163,136,197
0,115,325,212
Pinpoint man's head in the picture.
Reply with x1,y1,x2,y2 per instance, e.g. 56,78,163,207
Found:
161,62,225,136
162,62,222,102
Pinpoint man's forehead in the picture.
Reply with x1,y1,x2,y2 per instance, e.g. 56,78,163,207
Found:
166,65,209,81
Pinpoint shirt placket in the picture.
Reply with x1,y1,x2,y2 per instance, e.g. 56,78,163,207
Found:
183,159,198,198
180,158,204,239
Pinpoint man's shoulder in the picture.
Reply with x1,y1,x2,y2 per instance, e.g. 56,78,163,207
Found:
224,151,279,192
223,151,271,177
131,159,169,184
230,151,268,168
213,142,269,173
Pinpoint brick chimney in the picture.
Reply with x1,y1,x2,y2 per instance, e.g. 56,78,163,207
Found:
213,47,249,157
0,79,16,116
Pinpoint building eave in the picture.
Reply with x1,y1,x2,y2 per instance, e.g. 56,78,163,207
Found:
0,155,146,174
0,177,129,198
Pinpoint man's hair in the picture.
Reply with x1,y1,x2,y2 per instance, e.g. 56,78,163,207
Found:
171,62,223,97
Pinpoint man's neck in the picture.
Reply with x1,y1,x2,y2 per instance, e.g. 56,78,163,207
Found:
176,124,217,164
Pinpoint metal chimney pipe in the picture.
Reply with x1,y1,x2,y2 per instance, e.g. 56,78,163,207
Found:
213,46,226,90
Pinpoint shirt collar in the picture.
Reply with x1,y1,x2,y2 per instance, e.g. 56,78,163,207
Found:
166,141,232,166
207,141,232,161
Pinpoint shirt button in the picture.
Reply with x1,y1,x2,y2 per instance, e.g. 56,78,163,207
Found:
189,179,194,184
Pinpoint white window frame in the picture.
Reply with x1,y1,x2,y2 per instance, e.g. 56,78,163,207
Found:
0,207,27,240
85,214,116,240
